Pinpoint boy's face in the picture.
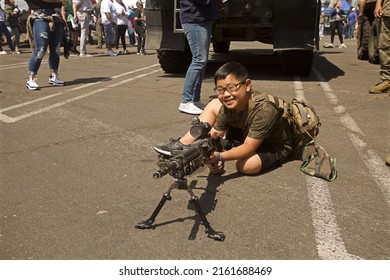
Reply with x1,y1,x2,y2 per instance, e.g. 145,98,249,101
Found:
216,74,251,112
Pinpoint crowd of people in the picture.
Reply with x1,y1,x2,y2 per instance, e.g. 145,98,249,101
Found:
0,0,26,54
0,0,146,90
0,0,145,58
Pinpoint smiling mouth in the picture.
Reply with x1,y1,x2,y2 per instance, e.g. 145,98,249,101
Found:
223,98,235,105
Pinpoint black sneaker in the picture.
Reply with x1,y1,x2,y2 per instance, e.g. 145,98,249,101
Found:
153,138,189,156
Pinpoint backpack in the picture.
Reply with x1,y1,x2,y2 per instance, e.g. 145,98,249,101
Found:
262,93,321,152
263,93,336,181
287,99,321,152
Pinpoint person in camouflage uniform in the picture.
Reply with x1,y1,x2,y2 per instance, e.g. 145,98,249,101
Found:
369,0,390,94
369,0,390,165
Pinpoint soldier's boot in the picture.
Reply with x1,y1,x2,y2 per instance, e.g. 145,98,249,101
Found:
369,80,390,94
386,155,390,166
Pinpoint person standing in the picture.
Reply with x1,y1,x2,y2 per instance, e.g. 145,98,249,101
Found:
4,0,21,54
127,4,136,46
62,0,80,56
346,7,357,39
133,1,146,55
73,0,93,57
25,0,65,90
113,0,128,54
319,12,325,38
369,0,390,94
101,0,117,56
93,0,104,48
323,1,346,48
0,3,15,55
178,0,219,115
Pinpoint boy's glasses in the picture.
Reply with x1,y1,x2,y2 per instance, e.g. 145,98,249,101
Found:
214,81,246,96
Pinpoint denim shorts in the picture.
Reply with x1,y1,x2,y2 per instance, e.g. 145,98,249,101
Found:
104,24,116,46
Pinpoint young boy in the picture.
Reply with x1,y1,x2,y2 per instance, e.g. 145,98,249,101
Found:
154,62,297,175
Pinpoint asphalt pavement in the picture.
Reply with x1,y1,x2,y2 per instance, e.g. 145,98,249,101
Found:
0,37,389,260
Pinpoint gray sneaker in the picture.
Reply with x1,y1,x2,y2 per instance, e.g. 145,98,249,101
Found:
153,138,189,156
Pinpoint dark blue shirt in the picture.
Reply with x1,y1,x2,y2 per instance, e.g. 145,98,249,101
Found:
330,8,345,22
180,0,219,24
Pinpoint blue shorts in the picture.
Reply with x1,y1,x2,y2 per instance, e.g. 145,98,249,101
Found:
104,24,116,46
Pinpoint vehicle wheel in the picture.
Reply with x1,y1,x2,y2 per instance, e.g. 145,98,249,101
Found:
282,50,313,76
212,41,230,53
368,18,380,64
357,16,371,60
157,49,192,73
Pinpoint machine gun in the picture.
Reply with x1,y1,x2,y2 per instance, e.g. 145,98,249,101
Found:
135,118,226,241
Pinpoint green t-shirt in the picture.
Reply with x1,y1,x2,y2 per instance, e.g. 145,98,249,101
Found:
64,0,74,21
214,91,294,159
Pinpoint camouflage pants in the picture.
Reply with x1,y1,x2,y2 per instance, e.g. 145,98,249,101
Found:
379,16,390,80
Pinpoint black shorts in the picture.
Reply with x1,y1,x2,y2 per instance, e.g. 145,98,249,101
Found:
226,127,284,171
256,144,284,171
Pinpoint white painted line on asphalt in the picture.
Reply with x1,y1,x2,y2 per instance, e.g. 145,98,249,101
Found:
306,176,362,259
0,68,160,123
294,78,361,260
0,64,160,114
0,61,29,70
314,68,390,206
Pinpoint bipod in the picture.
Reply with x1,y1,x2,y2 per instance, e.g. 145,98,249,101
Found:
135,178,225,241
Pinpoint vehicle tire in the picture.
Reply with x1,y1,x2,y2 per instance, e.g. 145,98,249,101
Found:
212,41,230,53
157,49,192,73
357,16,371,60
282,50,313,76
368,18,380,64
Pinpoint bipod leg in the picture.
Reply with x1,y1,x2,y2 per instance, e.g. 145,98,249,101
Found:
186,183,226,241
135,180,179,230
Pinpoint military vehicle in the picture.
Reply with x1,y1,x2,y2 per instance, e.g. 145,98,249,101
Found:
145,0,321,76
357,0,380,64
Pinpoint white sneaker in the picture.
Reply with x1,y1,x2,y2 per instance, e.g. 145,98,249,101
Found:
49,75,64,86
107,50,117,56
339,43,347,48
26,78,39,90
80,53,93,57
178,102,203,115
0,50,7,55
193,101,206,110
323,43,334,48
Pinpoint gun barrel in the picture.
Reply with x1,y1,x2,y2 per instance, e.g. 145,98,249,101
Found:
152,160,181,180
152,171,165,179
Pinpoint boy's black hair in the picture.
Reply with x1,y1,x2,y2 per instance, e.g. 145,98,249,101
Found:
214,62,249,84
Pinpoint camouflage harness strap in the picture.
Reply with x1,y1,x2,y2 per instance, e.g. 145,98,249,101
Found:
300,141,337,182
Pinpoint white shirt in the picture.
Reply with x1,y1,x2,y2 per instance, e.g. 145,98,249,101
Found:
73,0,92,13
113,1,129,26
101,0,117,25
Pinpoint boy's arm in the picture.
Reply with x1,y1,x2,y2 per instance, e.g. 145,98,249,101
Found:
219,137,262,162
206,135,262,164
